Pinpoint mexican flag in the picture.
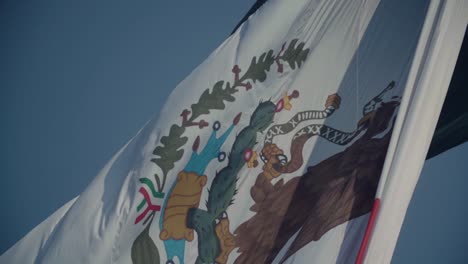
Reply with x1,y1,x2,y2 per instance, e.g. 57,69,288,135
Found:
1,0,466,263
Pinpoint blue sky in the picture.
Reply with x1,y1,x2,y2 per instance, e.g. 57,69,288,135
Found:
1,0,466,262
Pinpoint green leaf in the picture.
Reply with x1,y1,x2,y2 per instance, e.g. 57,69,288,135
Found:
239,49,275,83
280,39,310,70
151,125,187,176
131,221,160,264
189,81,237,121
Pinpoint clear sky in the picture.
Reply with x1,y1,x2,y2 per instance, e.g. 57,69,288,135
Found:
1,0,466,262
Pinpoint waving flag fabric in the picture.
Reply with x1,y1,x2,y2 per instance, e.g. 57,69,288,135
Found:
1,0,466,263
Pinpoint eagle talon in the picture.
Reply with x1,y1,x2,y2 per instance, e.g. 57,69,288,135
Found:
325,93,341,109
215,217,236,264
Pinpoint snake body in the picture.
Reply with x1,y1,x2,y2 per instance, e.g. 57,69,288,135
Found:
266,81,397,174
264,106,336,144
276,123,365,173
